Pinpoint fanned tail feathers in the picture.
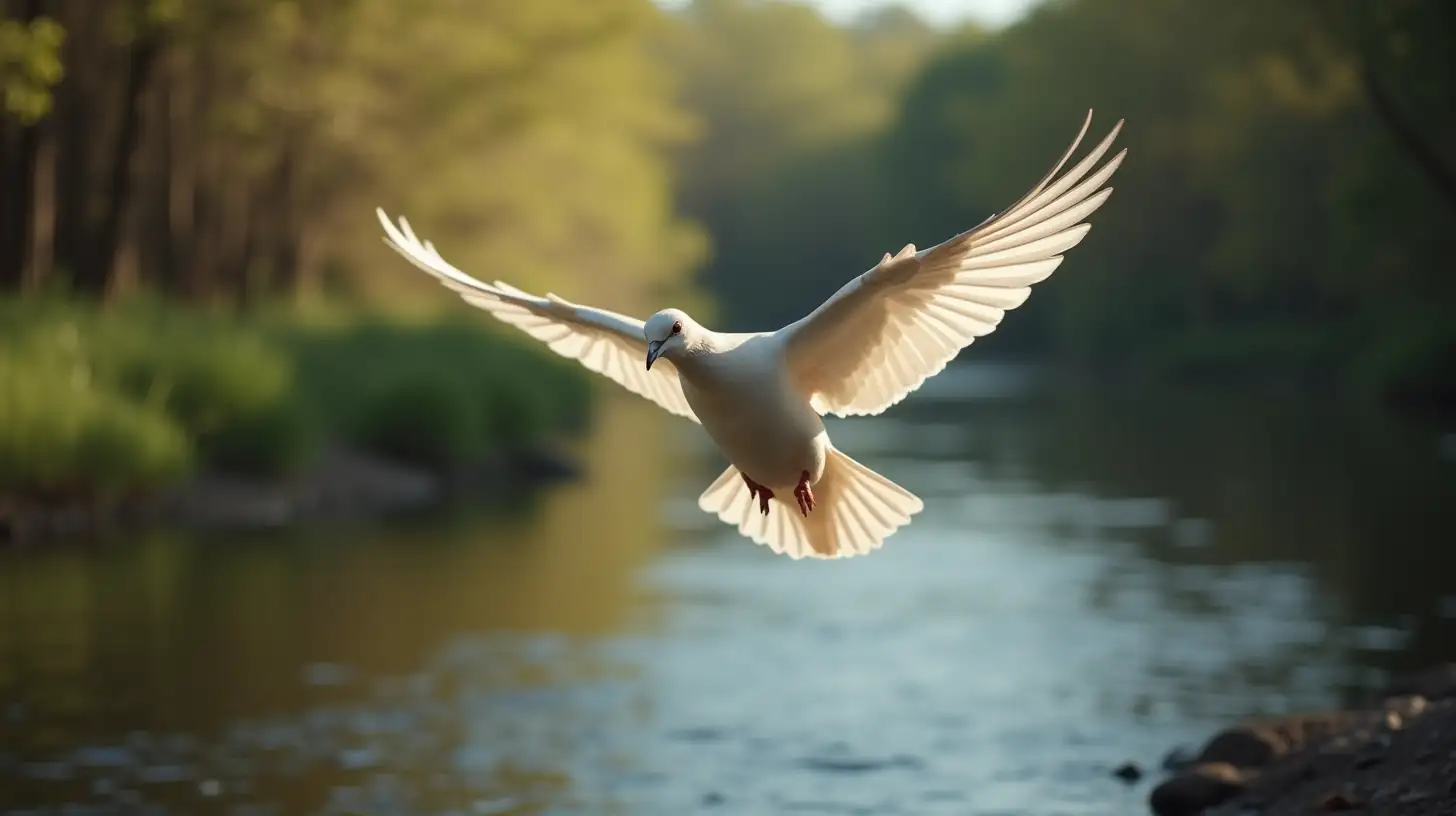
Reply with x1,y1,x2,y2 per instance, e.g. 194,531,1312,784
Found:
696,448,923,559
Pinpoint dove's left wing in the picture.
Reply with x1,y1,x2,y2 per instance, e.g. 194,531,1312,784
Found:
778,111,1125,418
377,209,699,423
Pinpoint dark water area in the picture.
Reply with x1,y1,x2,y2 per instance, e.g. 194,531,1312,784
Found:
3,365,1456,815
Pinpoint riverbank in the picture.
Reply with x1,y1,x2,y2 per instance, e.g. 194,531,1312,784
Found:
0,297,593,544
1122,315,1456,420
1147,664,1456,816
0,442,582,545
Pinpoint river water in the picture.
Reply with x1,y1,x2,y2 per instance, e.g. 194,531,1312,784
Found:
3,364,1455,815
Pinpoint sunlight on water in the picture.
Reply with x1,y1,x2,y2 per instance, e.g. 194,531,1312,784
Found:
3,367,1456,815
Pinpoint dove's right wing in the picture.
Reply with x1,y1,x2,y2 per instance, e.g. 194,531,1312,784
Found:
377,209,700,423
777,111,1124,418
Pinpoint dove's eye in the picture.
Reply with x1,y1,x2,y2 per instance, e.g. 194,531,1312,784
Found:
671,321,682,335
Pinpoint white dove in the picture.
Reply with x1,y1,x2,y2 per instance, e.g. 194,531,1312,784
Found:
377,110,1125,560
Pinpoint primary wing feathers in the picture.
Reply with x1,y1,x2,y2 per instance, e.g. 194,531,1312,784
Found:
781,111,1126,417
376,209,700,423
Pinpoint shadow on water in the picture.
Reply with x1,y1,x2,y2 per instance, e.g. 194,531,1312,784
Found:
2,364,1455,815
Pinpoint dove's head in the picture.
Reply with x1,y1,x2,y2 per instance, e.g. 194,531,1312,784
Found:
644,308,697,370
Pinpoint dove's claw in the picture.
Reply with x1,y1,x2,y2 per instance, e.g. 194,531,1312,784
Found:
794,471,815,517
742,473,773,516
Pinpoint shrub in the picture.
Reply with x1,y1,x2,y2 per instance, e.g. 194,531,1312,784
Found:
0,297,595,501
474,360,554,450
286,313,595,464
198,399,317,479
95,318,318,478
113,333,290,432
0,356,192,501
352,372,480,469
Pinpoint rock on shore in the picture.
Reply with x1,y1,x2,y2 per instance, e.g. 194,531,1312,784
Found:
1150,664,1456,816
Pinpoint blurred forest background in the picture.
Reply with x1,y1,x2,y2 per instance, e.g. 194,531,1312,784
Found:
1,0,1454,506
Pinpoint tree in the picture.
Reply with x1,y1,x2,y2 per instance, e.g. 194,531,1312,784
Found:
0,0,703,317
664,0,943,329
880,0,1456,373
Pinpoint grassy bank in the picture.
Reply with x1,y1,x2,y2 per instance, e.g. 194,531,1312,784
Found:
0,297,592,507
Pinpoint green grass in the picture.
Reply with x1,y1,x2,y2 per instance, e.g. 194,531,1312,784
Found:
0,296,593,504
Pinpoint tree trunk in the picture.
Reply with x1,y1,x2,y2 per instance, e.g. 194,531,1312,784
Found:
0,4,9,286
222,177,255,305
259,136,299,297
0,126,15,290
51,2,99,289
1,123,44,289
75,31,164,296
28,127,56,287
154,56,178,292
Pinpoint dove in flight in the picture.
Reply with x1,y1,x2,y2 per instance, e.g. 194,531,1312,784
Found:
377,110,1125,560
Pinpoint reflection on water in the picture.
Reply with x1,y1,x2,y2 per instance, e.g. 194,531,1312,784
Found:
3,365,1455,815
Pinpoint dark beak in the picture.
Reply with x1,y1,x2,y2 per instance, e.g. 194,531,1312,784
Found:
646,340,662,370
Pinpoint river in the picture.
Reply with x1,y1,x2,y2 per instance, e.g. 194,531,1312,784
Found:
3,364,1455,815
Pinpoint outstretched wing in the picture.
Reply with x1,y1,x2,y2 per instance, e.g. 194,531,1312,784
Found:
779,111,1126,417
377,209,699,423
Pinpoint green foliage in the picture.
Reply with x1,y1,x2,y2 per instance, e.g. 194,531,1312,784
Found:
301,0,705,307
0,354,192,502
0,15,64,123
113,331,291,439
0,297,592,502
198,399,316,479
2,0,704,325
869,0,1456,395
282,314,589,470
5,0,1451,434
0,299,315,481
354,374,477,470
167,0,708,310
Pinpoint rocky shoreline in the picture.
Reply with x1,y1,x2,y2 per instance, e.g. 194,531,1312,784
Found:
1143,664,1456,815
0,445,581,546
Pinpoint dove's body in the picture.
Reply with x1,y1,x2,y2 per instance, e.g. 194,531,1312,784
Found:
676,335,828,493
377,110,1127,559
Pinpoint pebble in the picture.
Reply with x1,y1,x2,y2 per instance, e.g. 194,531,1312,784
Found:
1112,761,1143,783
1317,791,1363,811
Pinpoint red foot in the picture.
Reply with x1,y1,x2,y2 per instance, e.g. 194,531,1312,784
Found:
741,473,774,516
794,470,816,517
